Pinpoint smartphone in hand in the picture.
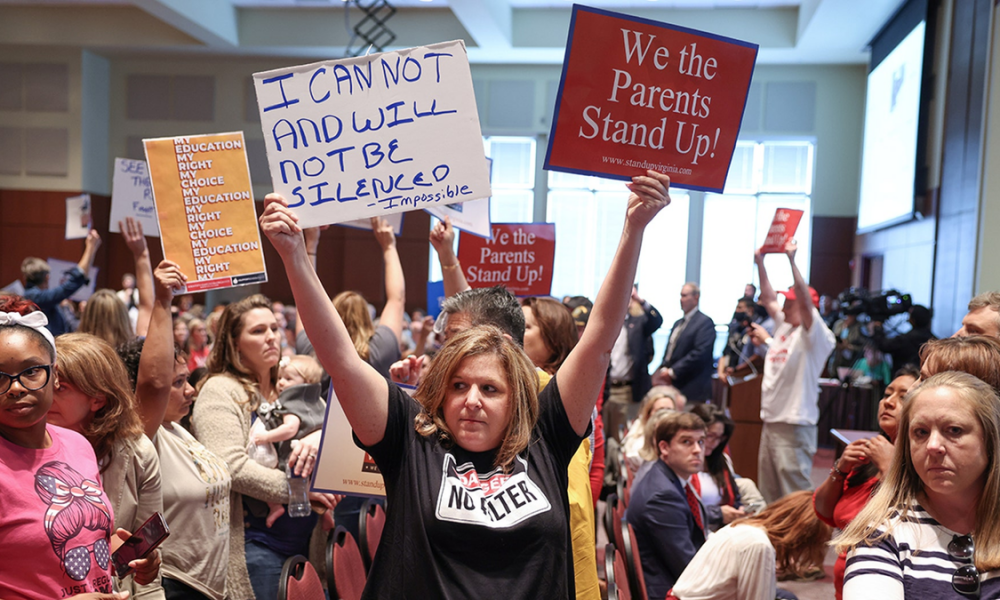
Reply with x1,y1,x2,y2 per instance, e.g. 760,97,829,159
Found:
111,512,170,579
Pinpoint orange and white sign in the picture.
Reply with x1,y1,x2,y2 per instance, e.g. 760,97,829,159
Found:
144,132,267,293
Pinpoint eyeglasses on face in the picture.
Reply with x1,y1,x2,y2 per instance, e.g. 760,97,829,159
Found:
948,534,980,597
0,364,53,394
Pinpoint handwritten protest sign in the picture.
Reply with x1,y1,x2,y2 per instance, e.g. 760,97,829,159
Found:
48,258,97,303
457,223,555,296
760,208,804,254
252,40,491,228
337,212,404,236
65,195,91,239
143,132,267,294
312,386,387,498
545,5,758,192
110,158,160,236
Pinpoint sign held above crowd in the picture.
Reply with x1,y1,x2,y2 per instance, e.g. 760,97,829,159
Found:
545,5,758,192
760,208,804,254
144,131,268,294
110,158,159,236
457,223,556,297
253,40,492,228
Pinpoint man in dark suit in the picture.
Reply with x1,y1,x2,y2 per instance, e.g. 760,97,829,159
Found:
653,282,716,402
626,411,707,598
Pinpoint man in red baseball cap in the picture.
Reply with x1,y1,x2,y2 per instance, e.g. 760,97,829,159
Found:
749,240,835,504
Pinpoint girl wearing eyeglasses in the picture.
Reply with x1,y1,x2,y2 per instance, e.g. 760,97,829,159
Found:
837,371,1000,598
0,295,146,600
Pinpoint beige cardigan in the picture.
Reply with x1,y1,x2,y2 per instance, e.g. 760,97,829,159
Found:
191,374,325,600
103,435,165,599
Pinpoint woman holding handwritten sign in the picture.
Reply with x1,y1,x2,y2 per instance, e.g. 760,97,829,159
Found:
260,169,669,598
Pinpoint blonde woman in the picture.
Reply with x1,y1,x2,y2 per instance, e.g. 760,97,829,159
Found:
837,371,1000,598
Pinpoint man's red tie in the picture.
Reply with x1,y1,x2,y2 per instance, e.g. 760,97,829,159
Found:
685,482,705,534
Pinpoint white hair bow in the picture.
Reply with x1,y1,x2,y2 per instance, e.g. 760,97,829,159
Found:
0,311,57,360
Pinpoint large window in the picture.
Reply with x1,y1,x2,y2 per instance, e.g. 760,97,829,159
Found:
699,140,815,326
430,135,816,369
547,171,690,363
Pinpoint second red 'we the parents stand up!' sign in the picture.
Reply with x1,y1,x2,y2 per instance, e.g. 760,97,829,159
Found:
457,224,555,297
760,208,804,254
545,5,758,192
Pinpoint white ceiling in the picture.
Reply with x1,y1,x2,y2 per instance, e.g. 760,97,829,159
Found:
0,0,906,65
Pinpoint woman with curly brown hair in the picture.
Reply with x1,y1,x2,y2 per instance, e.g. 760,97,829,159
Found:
669,490,832,600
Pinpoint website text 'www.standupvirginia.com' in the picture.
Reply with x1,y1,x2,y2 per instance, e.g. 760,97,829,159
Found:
601,156,693,176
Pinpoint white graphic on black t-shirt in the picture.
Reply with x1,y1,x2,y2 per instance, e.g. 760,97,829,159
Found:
434,453,551,528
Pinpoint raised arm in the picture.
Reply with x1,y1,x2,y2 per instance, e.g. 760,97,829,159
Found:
294,226,324,345
372,216,405,343
77,229,102,275
135,261,186,440
785,240,813,330
557,170,670,435
260,196,389,446
430,216,470,297
754,248,780,320
121,217,154,337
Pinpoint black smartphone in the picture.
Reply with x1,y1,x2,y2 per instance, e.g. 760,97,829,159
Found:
111,512,170,579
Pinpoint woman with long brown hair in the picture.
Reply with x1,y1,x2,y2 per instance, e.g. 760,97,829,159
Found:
669,490,832,599
191,293,338,600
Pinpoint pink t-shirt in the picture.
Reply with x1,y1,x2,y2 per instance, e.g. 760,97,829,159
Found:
0,425,115,600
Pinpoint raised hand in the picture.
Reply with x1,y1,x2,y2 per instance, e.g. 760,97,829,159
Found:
120,217,147,256
625,170,671,228
153,260,186,304
371,216,396,250
260,194,305,257
429,216,456,254
784,239,798,261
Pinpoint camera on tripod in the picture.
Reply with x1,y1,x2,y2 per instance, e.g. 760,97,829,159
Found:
837,287,912,321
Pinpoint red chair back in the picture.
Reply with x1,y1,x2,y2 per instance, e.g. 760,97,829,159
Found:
604,493,620,545
358,498,386,572
612,496,627,560
622,520,648,600
614,547,632,600
326,526,367,600
277,555,324,600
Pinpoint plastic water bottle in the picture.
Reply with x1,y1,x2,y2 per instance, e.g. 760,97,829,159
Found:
286,470,312,518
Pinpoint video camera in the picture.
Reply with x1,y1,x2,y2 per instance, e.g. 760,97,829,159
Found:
837,287,912,322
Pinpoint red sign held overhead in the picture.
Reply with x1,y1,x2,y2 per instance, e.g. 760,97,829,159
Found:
457,223,556,297
545,5,758,192
760,208,805,254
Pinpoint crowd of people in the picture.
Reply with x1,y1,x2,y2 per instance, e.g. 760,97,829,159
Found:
2,169,1000,600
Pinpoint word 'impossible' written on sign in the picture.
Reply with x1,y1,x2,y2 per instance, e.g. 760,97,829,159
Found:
253,40,491,228
144,132,268,293
545,6,758,192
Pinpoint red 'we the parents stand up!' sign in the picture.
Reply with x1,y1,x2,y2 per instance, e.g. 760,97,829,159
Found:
457,223,555,297
545,5,758,193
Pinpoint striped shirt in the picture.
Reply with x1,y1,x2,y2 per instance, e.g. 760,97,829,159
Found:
843,502,1000,599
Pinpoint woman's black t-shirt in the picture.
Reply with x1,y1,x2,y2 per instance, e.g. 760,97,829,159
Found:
356,375,585,599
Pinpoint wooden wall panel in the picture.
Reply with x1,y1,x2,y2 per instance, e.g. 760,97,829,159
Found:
810,215,855,297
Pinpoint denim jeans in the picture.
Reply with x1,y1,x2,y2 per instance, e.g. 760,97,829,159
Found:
244,539,287,600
